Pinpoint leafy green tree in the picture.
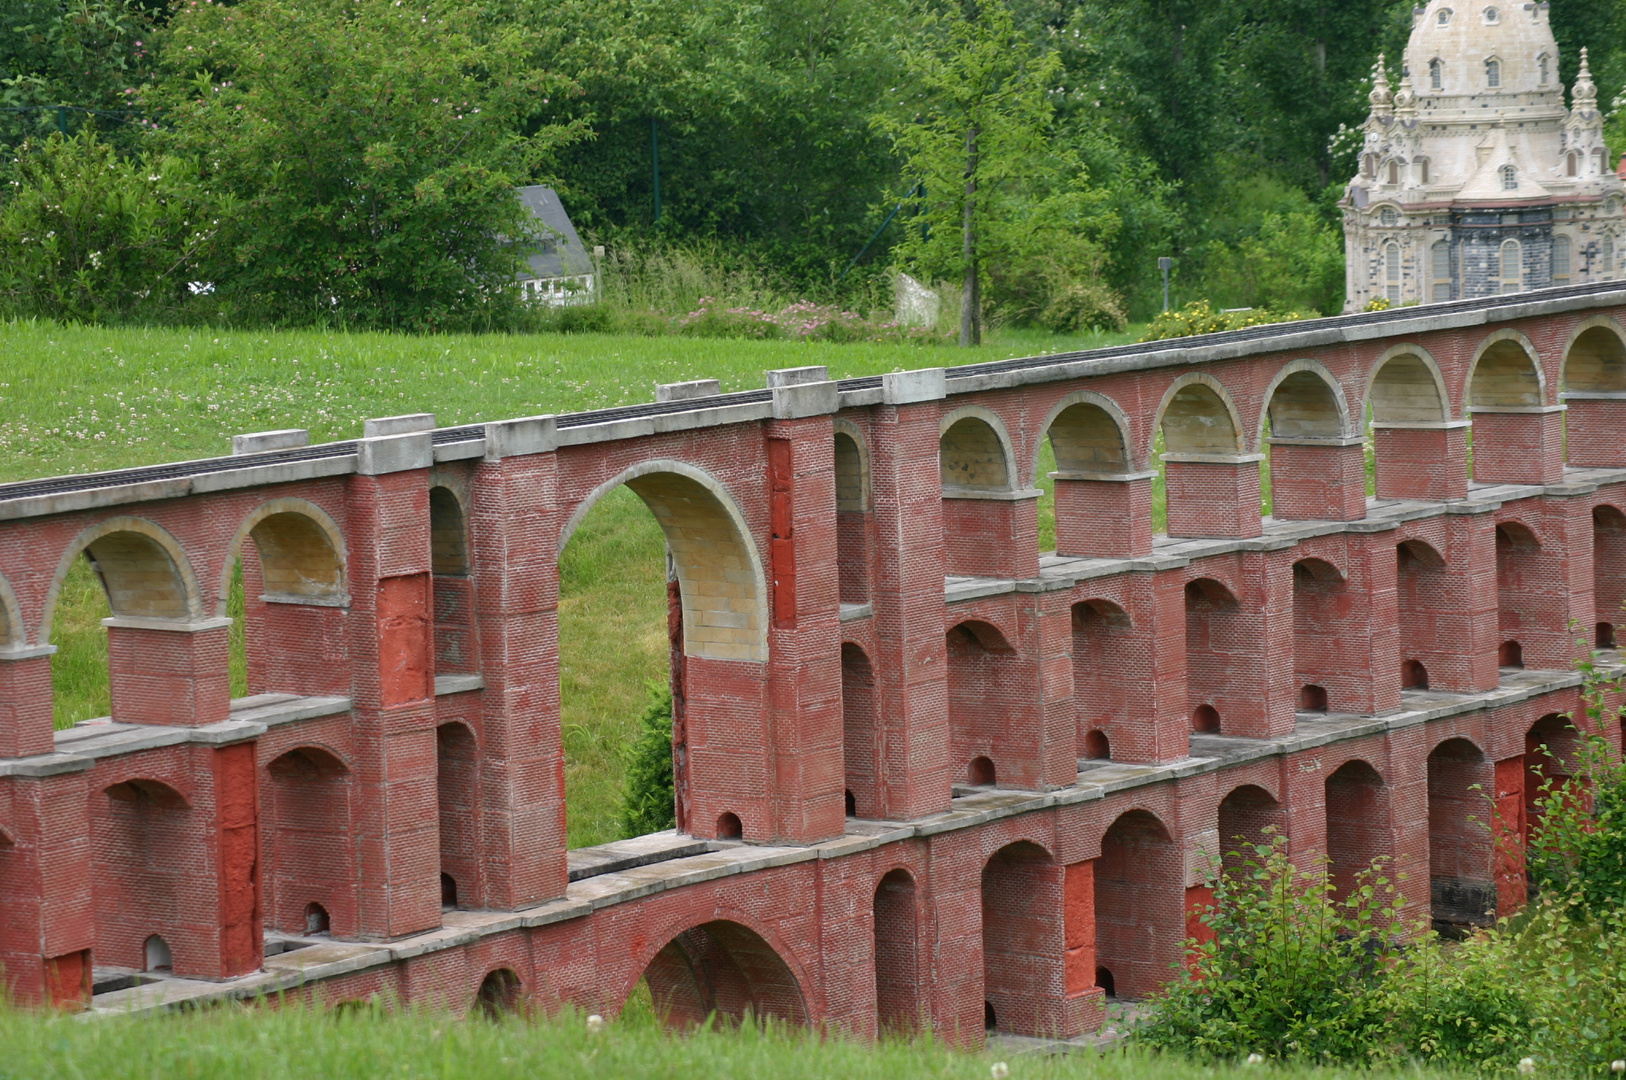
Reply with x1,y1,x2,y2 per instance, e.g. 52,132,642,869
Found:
619,683,675,838
143,0,588,330
1,0,164,149
874,0,1077,345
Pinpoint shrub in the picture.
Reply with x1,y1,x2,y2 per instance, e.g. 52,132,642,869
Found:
1139,299,1313,342
618,683,675,838
1040,281,1128,334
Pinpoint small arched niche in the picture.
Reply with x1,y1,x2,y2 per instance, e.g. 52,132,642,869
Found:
1046,401,1129,474
1159,381,1242,456
833,425,871,604
429,486,468,577
1470,336,1544,409
940,415,1014,492
1266,370,1345,440
1566,323,1626,394
639,920,808,1029
1369,352,1447,424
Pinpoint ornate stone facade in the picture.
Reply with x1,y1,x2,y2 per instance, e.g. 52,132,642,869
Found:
1343,1,1626,311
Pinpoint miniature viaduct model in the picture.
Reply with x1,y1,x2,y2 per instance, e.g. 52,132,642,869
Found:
4,282,1626,1038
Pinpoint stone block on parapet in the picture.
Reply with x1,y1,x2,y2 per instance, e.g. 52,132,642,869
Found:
356,431,433,475
766,366,829,388
771,379,839,420
483,415,557,461
656,379,721,403
231,429,309,455
881,367,946,405
363,413,436,438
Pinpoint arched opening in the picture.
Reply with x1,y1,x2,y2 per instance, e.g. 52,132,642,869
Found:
1525,713,1582,849
715,812,742,839
946,621,1018,788
264,747,352,937
1565,325,1626,394
1384,242,1402,303
441,873,458,909
834,429,870,604
1095,810,1182,1000
968,756,996,786
557,464,766,847
304,902,331,935
1264,370,1350,521
1553,236,1572,285
841,644,878,818
1564,324,1626,468
1369,352,1455,500
1292,558,1350,714
236,506,349,699
429,486,474,674
49,553,113,727
94,780,192,974
873,869,921,1035
143,935,172,972
475,968,521,1018
939,413,1027,578
1072,600,1133,762
437,722,477,909
1433,240,1453,301
1397,540,1449,693
982,841,1064,1036
1428,738,1495,931
1158,378,1254,540
1217,785,1284,875
1160,382,1242,457
1083,730,1111,761
1042,400,1132,556
1185,578,1247,736
640,920,808,1029
1325,760,1388,903
1594,507,1626,647
1494,522,1543,669
1267,372,1343,440
1471,337,1542,409
1499,239,1522,293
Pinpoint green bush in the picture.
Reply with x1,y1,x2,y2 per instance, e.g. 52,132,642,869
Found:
1138,300,1313,342
619,682,676,838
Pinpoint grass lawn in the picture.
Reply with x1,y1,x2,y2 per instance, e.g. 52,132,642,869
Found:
3,318,1144,848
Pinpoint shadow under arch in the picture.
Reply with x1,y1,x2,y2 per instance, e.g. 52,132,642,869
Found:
1468,328,1548,411
637,919,809,1029
0,570,23,649
1152,373,1246,457
221,498,348,607
1031,391,1135,482
40,516,204,642
1258,359,1354,448
559,461,768,663
1364,344,1450,424
939,405,1019,492
1563,315,1626,393
264,745,353,937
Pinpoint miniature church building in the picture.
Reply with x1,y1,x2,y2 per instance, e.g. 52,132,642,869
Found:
1342,1,1625,310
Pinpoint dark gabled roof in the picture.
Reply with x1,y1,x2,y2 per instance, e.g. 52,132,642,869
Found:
515,185,594,280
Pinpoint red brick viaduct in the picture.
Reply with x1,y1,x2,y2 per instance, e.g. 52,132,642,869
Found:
3,282,1626,1037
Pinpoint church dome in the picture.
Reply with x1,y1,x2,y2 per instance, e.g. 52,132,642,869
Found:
1405,0,1563,116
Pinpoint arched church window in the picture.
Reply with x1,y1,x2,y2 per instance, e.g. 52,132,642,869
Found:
1597,148,1611,174
1386,159,1400,185
1431,240,1453,301
1568,152,1579,177
1538,55,1550,85
1500,164,1518,190
1429,58,1443,90
1553,235,1572,284
1418,158,1430,184
1485,58,1501,88
1500,239,1522,294
1385,242,1403,303
1603,235,1617,281
1363,154,1378,179
1379,207,1399,226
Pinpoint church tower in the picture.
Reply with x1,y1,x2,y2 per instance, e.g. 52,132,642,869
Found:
1342,1,1625,311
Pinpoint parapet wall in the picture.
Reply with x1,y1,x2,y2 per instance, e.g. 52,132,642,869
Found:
2,283,1625,1039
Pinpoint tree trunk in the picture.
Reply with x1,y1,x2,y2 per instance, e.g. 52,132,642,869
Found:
960,124,980,348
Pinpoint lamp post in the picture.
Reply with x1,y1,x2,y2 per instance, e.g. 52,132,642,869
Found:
1159,257,1173,312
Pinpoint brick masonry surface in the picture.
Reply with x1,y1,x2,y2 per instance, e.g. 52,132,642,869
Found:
4,293,1626,1044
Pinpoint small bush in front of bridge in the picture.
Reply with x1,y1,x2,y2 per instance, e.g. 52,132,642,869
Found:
1137,837,1408,1064
1137,300,1314,343
619,682,676,838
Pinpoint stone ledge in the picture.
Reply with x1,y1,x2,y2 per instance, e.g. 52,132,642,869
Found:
433,674,485,697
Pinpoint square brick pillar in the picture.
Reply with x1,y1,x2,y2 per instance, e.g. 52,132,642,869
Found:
1184,551,1296,740
345,429,441,939
762,371,846,843
0,768,94,1007
941,490,1041,579
1469,407,1566,486
1164,454,1264,539
0,645,56,757
1497,495,1596,671
1053,471,1155,557
105,617,232,727
868,370,952,821
1396,510,1500,694
471,415,568,907
1294,534,1402,718
1268,438,1368,521
1063,860,1106,1034
1372,422,1470,501
1493,756,1527,916
1562,393,1626,467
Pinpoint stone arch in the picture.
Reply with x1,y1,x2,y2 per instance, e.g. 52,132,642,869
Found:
1259,360,1353,446
841,643,878,818
1366,344,1450,424
873,867,921,1035
1095,809,1183,1000
1153,373,1245,457
1427,736,1495,928
1073,600,1134,761
559,460,768,663
1525,713,1582,848
1468,329,1547,410
1325,759,1389,902
223,499,349,606
0,570,23,649
1185,577,1241,734
429,486,468,577
1562,315,1626,393
1594,505,1626,647
1217,784,1284,874
1397,538,1448,690
1292,557,1349,713
981,839,1062,1036
1495,520,1542,668
41,517,203,641
833,419,870,512
939,406,1018,492
946,619,1018,786
94,777,195,973
636,918,810,1028
1032,391,1134,482
264,745,353,938
475,968,522,1017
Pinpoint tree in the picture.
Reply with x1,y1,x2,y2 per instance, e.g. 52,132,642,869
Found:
142,0,588,330
874,0,1069,345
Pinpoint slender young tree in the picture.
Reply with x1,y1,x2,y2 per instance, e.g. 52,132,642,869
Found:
874,0,1063,345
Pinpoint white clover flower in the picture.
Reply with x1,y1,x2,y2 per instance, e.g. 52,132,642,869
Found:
1246,1053,1265,1066
585,1013,605,1033
990,1064,1009,1080
1518,1058,1536,1075
1611,1063,1624,1075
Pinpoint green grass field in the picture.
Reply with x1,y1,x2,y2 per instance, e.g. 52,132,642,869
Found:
3,318,1147,847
